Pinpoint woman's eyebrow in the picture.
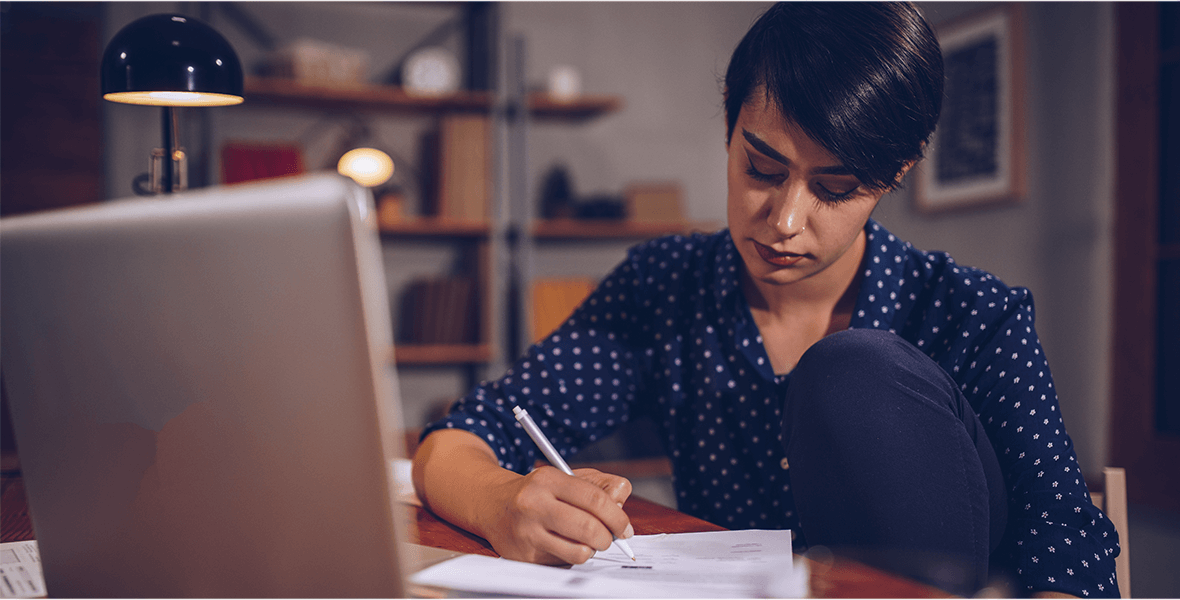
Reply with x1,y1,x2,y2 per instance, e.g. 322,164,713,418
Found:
741,129,789,164
740,128,854,176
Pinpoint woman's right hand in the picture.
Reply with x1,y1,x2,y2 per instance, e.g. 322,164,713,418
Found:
480,465,634,565
412,429,634,565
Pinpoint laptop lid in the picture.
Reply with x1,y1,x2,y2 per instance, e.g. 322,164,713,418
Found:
1,173,409,596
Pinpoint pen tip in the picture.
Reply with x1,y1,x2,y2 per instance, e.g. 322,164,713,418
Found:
631,557,636,561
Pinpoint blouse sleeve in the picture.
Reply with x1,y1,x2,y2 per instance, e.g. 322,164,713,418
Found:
957,284,1121,598
420,245,655,474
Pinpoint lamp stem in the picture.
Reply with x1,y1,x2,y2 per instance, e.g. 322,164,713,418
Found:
161,106,173,194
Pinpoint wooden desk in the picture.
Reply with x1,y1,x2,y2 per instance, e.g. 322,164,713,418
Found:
2,470,946,598
411,490,945,597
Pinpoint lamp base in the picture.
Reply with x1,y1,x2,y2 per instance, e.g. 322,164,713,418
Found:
135,148,187,196
149,148,188,194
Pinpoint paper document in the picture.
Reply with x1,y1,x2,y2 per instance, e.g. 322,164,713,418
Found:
0,541,45,599
410,529,806,598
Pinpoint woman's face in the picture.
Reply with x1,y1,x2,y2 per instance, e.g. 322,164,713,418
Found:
726,93,895,291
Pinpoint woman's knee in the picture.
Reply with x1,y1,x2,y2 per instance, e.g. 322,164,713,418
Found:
796,329,926,380
791,329,961,416
790,330,923,414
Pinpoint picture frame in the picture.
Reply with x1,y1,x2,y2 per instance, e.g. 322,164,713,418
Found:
916,4,1027,213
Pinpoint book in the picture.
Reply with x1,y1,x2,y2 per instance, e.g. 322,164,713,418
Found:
531,277,596,343
399,276,478,344
625,182,683,224
436,115,490,223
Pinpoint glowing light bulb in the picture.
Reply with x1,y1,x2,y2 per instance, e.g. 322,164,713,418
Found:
337,148,394,187
102,90,243,106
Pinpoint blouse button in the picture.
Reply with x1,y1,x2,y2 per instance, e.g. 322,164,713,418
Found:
780,457,790,470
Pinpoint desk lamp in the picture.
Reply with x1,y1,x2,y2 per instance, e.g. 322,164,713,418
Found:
101,14,243,194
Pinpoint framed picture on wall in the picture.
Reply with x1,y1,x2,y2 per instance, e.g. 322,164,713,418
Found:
916,4,1027,213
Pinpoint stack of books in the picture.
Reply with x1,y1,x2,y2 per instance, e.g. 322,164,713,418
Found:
399,276,478,344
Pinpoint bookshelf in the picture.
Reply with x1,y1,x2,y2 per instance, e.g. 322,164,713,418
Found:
239,76,625,370
527,94,623,121
501,38,721,355
242,79,498,368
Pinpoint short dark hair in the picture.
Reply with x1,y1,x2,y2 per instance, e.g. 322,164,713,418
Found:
724,2,943,190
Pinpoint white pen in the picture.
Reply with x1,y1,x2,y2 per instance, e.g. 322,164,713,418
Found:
513,406,636,561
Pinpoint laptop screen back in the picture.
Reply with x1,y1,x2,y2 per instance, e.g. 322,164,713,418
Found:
1,174,409,597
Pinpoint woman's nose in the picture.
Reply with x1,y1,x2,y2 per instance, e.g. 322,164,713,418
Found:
768,185,807,238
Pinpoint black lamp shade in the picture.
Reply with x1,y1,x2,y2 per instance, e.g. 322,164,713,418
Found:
101,14,244,107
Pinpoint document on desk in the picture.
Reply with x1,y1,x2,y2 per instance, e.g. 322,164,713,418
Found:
409,529,804,598
0,540,45,599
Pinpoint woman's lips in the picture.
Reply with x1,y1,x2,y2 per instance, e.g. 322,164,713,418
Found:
754,241,807,267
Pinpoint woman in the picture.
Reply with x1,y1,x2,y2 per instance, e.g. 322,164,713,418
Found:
412,3,1120,597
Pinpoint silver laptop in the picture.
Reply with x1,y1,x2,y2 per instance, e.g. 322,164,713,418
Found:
2,173,411,596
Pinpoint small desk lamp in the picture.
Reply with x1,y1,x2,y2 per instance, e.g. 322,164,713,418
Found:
101,14,244,194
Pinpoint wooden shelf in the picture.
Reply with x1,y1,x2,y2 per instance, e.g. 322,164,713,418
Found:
394,343,493,365
529,94,623,121
531,219,720,240
379,217,490,238
244,77,492,114
243,77,622,121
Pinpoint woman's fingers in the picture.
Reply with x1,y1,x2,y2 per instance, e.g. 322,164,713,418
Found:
570,468,634,537
574,467,634,506
541,491,617,552
494,466,633,564
518,520,599,565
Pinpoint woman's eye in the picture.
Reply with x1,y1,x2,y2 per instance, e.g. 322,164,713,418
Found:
815,183,860,204
745,157,784,184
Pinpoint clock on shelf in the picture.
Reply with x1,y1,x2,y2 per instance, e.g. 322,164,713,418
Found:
401,47,460,97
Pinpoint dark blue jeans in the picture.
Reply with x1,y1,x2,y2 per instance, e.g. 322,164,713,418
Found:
783,329,1007,594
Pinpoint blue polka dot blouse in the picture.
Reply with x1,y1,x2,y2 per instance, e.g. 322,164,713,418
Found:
423,219,1121,597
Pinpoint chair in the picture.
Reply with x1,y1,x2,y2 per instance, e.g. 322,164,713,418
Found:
1090,467,1130,598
